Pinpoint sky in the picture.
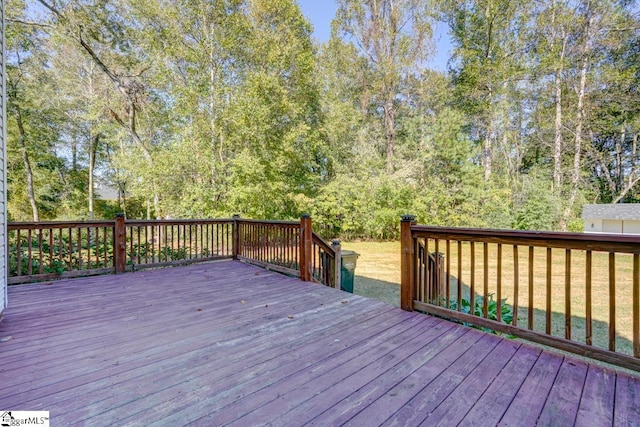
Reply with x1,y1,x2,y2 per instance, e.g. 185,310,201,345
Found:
296,0,453,72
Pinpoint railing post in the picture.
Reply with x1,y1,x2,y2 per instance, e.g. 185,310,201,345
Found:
401,214,416,311
332,239,342,290
300,214,312,281
232,214,241,260
114,213,126,274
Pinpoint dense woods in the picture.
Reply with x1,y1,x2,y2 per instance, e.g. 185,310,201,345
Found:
7,0,640,238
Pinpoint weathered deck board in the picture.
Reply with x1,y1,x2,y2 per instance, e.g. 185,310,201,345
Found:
574,365,616,427
0,260,639,426
457,344,542,427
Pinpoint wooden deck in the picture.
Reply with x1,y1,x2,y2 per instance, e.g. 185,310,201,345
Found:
1,261,639,426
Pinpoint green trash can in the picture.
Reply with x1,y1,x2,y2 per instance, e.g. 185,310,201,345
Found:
340,250,359,293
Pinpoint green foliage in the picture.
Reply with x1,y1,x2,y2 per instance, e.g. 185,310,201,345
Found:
7,0,640,235
449,293,513,333
512,168,562,231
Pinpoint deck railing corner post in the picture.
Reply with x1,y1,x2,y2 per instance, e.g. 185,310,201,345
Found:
332,239,342,290
114,213,126,274
300,214,312,281
401,214,417,311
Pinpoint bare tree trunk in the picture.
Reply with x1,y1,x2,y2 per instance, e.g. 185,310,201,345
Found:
384,100,395,173
71,140,78,171
561,19,591,230
484,85,493,181
633,133,638,169
553,44,566,191
88,134,98,220
15,108,39,221
616,126,625,190
552,2,567,193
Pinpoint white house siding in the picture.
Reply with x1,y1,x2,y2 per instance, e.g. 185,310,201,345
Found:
0,0,7,316
602,220,623,234
584,219,603,233
623,220,640,235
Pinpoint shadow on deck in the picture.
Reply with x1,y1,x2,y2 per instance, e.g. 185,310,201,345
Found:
0,260,639,426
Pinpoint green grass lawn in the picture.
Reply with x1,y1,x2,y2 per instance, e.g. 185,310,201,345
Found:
341,241,401,307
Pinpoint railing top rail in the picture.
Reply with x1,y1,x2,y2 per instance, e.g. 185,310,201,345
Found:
124,219,233,226
411,225,640,253
312,231,335,255
237,219,300,226
8,220,115,230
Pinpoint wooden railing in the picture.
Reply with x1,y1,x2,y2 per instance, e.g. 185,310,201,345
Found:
236,219,301,277
312,232,341,288
123,218,235,271
8,215,341,289
8,220,116,284
235,215,341,289
400,215,640,371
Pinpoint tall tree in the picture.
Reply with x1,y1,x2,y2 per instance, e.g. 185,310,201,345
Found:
334,0,433,172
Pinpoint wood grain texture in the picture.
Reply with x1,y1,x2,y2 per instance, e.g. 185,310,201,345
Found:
0,260,638,426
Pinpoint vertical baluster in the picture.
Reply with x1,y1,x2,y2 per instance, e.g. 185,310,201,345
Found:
609,252,616,352
27,229,32,275
204,223,208,258
49,228,54,272
228,223,232,257
84,227,89,270
513,245,519,327
278,227,282,265
313,241,317,280
434,239,440,305
94,227,99,268
290,227,294,266
138,226,142,265
59,228,64,269
77,227,82,270
144,225,149,264
147,224,156,264
129,227,134,267
546,247,552,335
423,238,429,303
103,227,108,267
633,253,639,357
497,244,502,323
457,240,462,312
68,228,73,271
38,229,43,274
189,224,193,259
528,246,534,330
16,230,22,277
177,224,182,261
446,240,451,309
483,242,488,318
267,225,271,263
470,241,475,313
585,251,592,345
565,249,572,340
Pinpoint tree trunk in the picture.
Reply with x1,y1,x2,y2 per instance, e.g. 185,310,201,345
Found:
616,127,625,191
15,108,39,221
553,44,566,191
384,100,395,173
484,86,493,181
482,128,493,181
561,19,591,230
88,134,98,220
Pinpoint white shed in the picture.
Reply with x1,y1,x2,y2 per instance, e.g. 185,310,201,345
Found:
582,204,640,235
